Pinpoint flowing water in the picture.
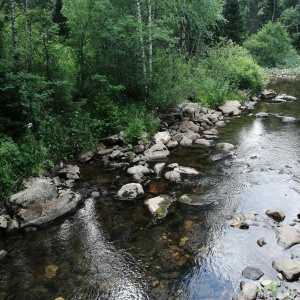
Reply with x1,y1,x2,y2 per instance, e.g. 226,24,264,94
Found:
0,77,300,300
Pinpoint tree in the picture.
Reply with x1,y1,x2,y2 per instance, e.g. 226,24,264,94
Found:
220,0,246,44
261,0,283,23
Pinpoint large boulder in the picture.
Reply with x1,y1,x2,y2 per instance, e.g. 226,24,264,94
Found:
144,143,170,160
116,183,144,200
276,225,300,249
218,100,241,116
9,179,82,228
272,258,300,281
238,282,258,300
127,165,152,175
154,132,171,144
260,89,277,99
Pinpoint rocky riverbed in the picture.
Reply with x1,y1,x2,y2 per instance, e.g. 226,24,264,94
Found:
1,82,300,299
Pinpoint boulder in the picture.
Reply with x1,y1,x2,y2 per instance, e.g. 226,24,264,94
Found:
144,195,173,219
132,144,145,154
238,282,258,300
109,150,122,159
260,89,277,99
101,133,124,146
276,225,300,249
272,258,300,281
10,179,82,228
165,170,181,183
178,195,192,204
144,143,170,160
278,94,297,101
194,139,212,147
154,132,171,144
97,148,113,156
179,121,199,133
266,210,285,222
218,100,241,116
166,140,178,149
242,267,264,280
153,163,165,177
116,183,144,200
58,165,81,180
180,137,193,146
78,150,95,163
0,215,8,230
127,165,152,175
0,250,7,260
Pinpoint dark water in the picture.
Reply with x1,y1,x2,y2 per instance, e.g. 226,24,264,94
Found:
0,77,300,300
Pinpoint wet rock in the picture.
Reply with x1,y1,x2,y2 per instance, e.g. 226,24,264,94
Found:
231,217,249,230
144,143,170,160
149,181,166,194
144,195,173,219
272,258,300,281
242,267,264,280
78,150,95,163
154,163,165,178
257,238,266,247
260,279,275,287
178,195,192,204
266,210,285,222
194,139,212,147
174,166,199,175
215,120,226,127
132,172,145,183
6,217,19,233
276,225,300,249
238,281,258,300
116,183,144,200
166,140,178,148
167,163,179,169
278,94,297,101
90,191,100,198
10,179,82,228
216,142,235,152
255,112,270,118
218,100,241,115
127,165,152,175
165,170,181,183
260,89,277,99
45,264,59,279
0,250,7,260
58,165,81,180
154,132,171,144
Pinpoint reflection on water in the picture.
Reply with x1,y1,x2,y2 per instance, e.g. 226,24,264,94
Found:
0,77,300,299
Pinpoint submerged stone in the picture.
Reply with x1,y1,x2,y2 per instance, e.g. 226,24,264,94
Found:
242,267,264,280
144,195,173,219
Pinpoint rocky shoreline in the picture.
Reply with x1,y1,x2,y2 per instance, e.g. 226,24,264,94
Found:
1,88,299,299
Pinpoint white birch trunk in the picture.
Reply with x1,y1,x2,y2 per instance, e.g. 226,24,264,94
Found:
147,0,152,83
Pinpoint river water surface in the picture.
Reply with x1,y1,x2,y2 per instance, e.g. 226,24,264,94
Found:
0,77,300,300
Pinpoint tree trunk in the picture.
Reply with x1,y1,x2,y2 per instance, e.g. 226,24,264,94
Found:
147,0,152,83
10,0,19,74
135,0,147,92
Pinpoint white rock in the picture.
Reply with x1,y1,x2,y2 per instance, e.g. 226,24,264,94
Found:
153,163,165,177
127,165,152,175
174,166,199,175
144,143,170,160
194,139,212,147
165,170,181,182
116,183,144,200
154,132,171,144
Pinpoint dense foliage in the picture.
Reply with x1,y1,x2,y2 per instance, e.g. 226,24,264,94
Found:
3,0,299,200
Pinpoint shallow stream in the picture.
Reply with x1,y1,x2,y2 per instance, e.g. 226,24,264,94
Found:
1,77,300,300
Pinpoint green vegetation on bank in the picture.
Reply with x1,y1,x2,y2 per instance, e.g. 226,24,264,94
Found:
0,0,299,200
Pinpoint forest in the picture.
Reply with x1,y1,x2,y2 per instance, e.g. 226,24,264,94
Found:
0,0,299,200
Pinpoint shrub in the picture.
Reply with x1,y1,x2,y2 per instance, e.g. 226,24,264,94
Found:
243,22,297,67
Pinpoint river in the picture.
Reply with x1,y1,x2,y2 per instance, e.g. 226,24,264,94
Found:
0,76,300,300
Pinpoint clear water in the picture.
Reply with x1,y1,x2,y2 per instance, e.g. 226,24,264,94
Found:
0,77,300,300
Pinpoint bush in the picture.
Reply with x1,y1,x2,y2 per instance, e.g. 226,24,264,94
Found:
243,22,297,67
194,40,266,107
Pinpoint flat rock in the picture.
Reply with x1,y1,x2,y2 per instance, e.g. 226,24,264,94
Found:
97,148,113,156
266,210,285,222
218,100,241,115
216,142,235,152
144,195,173,219
174,166,199,175
255,112,270,118
78,150,95,163
127,165,152,175
276,225,300,249
194,139,212,147
242,267,264,280
10,179,81,228
179,121,199,133
154,132,171,144
279,94,297,101
272,258,300,281
144,143,170,160
116,183,144,200
238,282,258,300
